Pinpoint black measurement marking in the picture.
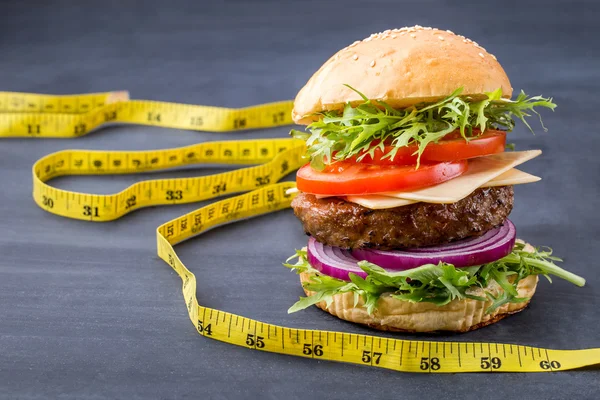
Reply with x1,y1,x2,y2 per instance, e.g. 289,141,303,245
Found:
166,190,183,201
245,333,265,348
539,359,561,370
197,320,212,336
74,123,86,135
27,124,41,134
420,357,441,371
233,118,246,129
104,111,117,121
399,342,404,366
303,344,324,357
190,116,203,126
517,347,523,367
125,195,137,209
42,195,54,208
480,356,502,370
147,112,161,122
361,350,382,365
83,205,99,217
458,344,462,367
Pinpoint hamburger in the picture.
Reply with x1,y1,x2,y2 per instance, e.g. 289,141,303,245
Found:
284,26,585,333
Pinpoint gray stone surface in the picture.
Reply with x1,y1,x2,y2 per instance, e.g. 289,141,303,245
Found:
0,0,598,398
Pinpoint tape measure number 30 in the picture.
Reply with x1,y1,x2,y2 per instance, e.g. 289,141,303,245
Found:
3,90,598,373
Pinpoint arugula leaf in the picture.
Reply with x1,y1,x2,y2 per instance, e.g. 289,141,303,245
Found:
292,86,556,169
283,243,584,315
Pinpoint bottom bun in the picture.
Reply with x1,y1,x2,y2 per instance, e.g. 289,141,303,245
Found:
299,242,539,333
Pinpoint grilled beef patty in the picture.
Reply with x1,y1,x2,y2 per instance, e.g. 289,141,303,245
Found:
291,187,514,250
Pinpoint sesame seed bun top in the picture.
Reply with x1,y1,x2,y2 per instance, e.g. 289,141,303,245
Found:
292,26,512,125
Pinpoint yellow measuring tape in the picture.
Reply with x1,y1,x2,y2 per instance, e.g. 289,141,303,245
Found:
5,91,599,373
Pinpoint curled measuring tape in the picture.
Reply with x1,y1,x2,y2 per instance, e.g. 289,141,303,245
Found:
5,90,599,373
0,91,294,137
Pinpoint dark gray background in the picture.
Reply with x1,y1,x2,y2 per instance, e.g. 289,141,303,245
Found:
1,0,598,399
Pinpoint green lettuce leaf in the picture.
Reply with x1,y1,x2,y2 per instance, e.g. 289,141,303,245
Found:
283,242,584,315
291,86,556,169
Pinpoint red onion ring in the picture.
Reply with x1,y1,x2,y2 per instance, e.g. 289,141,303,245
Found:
305,220,516,282
352,220,516,271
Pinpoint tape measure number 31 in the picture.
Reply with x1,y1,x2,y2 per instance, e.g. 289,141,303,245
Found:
3,90,598,373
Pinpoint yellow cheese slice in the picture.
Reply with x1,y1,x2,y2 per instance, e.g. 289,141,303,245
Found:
483,168,541,187
344,195,417,209
382,150,541,203
345,168,540,209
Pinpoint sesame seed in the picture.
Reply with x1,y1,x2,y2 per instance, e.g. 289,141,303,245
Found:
425,27,433,30
365,37,372,42
472,41,479,46
391,34,397,38
438,36,445,41
410,33,416,38
478,52,484,58
463,39,468,43
446,30,454,34
400,31,406,35
370,60,376,67
491,54,497,60
466,38,472,43
353,54,359,60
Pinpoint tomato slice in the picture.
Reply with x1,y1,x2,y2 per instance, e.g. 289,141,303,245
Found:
296,160,468,195
350,129,506,165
